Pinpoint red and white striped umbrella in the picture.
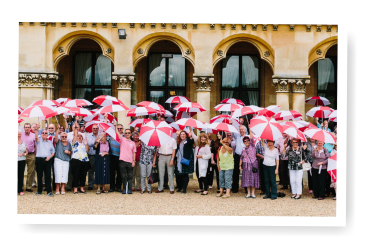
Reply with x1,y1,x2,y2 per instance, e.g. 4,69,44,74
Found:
176,118,206,130
56,98,71,105
274,110,302,121
210,115,240,127
85,121,102,133
175,111,197,119
174,102,206,113
126,107,157,117
150,110,174,118
92,95,125,107
30,100,61,107
95,104,130,114
281,125,307,142
220,98,245,106
18,106,24,115
256,105,280,117
296,121,317,132
139,121,173,147
66,107,93,117
305,96,331,106
328,153,337,183
165,96,191,104
137,101,165,112
129,119,152,128
303,128,336,144
250,116,284,141
55,106,72,115
329,110,337,122
168,122,181,132
231,105,263,118
207,123,239,134
84,113,117,123
201,123,218,134
61,99,93,108
18,118,24,123
253,134,261,146
98,123,117,141
20,105,57,119
214,103,244,112
306,106,334,119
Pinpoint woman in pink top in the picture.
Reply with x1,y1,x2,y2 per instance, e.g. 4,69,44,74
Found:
94,133,110,194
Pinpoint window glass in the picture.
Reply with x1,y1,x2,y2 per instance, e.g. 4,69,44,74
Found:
242,56,259,88
95,53,112,86
150,91,165,106
75,53,92,85
149,54,166,87
168,55,185,87
74,88,92,101
222,56,239,88
318,58,335,91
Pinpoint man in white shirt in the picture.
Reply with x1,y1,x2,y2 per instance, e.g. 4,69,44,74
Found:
231,125,247,193
156,138,177,194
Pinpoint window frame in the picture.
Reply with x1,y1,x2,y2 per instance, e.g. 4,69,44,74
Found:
317,56,337,109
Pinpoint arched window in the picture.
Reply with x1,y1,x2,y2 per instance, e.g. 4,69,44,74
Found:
317,57,337,109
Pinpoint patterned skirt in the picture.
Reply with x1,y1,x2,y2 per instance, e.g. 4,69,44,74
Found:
175,158,194,175
94,154,110,184
241,161,260,188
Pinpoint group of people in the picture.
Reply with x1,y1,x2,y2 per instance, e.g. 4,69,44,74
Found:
17,115,337,200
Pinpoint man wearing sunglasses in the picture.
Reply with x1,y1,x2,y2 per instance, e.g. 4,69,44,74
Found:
86,124,100,190
108,123,124,192
34,124,55,197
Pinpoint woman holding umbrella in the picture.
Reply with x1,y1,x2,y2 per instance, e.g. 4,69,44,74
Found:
94,133,110,194
310,140,330,200
175,130,194,194
261,139,280,200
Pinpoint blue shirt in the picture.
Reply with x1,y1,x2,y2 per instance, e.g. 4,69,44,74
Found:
317,124,331,132
87,133,97,155
36,139,55,158
232,133,246,155
109,137,120,156
324,143,334,154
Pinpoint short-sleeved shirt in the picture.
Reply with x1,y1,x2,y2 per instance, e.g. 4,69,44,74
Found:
36,139,55,158
263,144,279,166
18,141,27,161
158,138,177,154
140,142,157,165
118,136,136,163
87,133,98,155
21,132,36,153
72,141,89,162
55,140,72,162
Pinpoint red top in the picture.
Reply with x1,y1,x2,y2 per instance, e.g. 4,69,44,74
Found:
135,143,142,161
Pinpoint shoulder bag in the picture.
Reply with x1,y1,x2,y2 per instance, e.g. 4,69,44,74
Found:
180,147,192,166
244,148,258,173
301,147,311,171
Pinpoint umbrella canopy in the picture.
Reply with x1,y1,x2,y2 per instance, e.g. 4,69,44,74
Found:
231,105,263,118
207,123,239,134
56,98,71,105
274,110,302,121
165,96,191,104
126,107,157,117
281,125,307,142
18,106,24,115
220,98,245,106
306,106,334,119
201,122,218,134
214,103,243,112
85,121,102,133
329,110,337,122
150,110,174,117
168,122,181,132
20,105,57,119
256,105,280,117
30,100,61,107
139,120,173,146
98,123,118,141
92,95,125,106
297,121,317,132
175,111,197,119
174,102,206,113
66,107,93,117
176,118,206,130
61,99,93,108
129,118,152,128
250,116,283,141
137,101,165,112
96,104,130,114
305,96,331,106
280,121,306,130
18,118,24,123
84,113,117,123
303,128,337,144
165,117,175,124
210,115,240,127
328,153,337,183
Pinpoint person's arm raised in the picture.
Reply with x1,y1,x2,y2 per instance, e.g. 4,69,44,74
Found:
34,123,40,143
55,124,60,144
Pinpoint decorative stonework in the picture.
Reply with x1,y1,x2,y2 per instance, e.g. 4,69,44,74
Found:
289,25,295,31
316,25,321,32
129,23,135,28
40,22,46,26
71,22,76,27
327,25,332,32
306,25,311,32
210,24,215,29
50,22,56,27
29,22,34,26
262,24,267,31
193,24,198,29
140,23,145,28
112,75,135,90
217,50,224,56
61,22,66,27
241,24,246,30
137,48,144,54
18,73,59,89
272,79,289,93
185,49,191,55
182,23,187,29
252,24,257,31
316,49,322,55
58,47,64,53
105,48,112,54
264,51,270,57
161,23,166,29
92,23,97,27
172,23,176,29
112,23,117,28
220,24,226,30
273,25,278,31
292,79,310,93
231,24,236,30
19,22,23,25
272,78,310,93
151,23,156,28
193,76,214,91
81,23,86,27
102,23,107,28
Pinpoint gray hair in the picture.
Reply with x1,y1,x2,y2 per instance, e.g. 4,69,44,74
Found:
18,129,22,133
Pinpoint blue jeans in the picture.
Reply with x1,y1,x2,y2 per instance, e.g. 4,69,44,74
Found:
219,169,233,189
263,164,277,198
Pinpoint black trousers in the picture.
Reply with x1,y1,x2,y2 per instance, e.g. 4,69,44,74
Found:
18,160,26,193
307,162,313,191
110,155,122,190
263,164,277,198
325,171,334,196
49,157,55,190
196,161,208,191
119,160,133,191
70,159,88,188
279,159,289,187
36,157,52,193
207,163,219,189
312,168,326,198
257,157,266,193
176,174,189,192
232,153,241,192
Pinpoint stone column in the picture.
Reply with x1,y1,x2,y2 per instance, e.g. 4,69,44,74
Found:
292,79,310,118
272,78,290,111
193,75,214,123
112,74,135,128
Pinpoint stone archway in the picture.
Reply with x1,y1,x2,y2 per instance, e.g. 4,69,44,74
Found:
52,30,115,70
132,32,195,69
308,36,338,68
212,33,275,72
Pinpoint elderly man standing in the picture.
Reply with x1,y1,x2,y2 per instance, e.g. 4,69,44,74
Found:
231,125,247,193
22,123,37,192
86,124,99,190
34,124,55,196
156,137,177,194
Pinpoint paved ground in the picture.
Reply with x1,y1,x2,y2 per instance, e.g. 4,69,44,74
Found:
18,177,336,216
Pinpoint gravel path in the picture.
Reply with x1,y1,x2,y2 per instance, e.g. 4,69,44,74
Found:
17,179,336,216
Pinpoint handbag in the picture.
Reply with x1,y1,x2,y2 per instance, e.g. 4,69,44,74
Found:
244,148,258,173
148,167,159,184
301,147,311,171
180,147,192,166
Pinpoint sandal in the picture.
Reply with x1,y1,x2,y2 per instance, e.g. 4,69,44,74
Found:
194,189,203,193
19,192,24,196
74,192,78,194
251,195,256,199
148,190,152,194
246,195,251,198
61,192,65,195
79,190,87,194
96,190,101,195
295,195,301,199
101,190,109,194
55,192,60,195
291,195,296,199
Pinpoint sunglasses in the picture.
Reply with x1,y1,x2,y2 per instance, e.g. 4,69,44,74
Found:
292,142,298,144
243,140,249,143
117,128,123,130
48,128,54,129
125,132,131,134
42,132,48,135
92,128,98,129
61,136,67,138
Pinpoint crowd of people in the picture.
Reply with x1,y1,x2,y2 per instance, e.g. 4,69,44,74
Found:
17,114,337,200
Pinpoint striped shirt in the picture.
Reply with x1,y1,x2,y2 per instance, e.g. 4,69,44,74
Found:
109,137,120,156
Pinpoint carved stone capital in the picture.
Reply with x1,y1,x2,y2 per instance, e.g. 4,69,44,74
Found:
193,76,214,91
272,77,310,93
112,74,135,90
18,72,59,89
292,79,310,93
272,79,289,93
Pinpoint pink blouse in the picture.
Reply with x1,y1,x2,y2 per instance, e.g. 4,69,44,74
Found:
100,141,109,153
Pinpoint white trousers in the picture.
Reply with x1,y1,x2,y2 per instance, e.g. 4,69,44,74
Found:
54,158,70,183
289,169,303,195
